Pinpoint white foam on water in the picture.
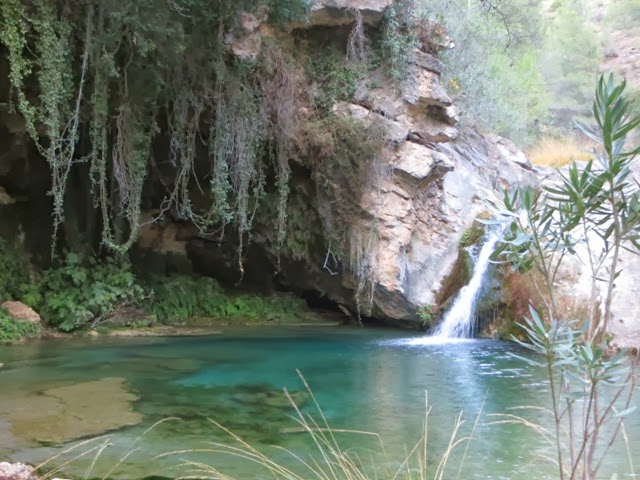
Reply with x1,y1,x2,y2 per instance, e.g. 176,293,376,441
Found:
431,226,504,339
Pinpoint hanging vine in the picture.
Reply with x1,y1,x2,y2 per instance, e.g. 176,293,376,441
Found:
0,0,390,314
0,0,91,248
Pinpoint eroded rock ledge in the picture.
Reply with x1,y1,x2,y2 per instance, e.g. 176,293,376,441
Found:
135,1,538,325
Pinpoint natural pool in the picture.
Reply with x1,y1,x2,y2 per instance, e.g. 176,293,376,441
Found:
0,326,637,479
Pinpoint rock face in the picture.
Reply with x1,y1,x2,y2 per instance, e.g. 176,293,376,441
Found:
133,0,539,325
225,0,394,60
299,0,393,28
348,125,536,321
0,0,539,328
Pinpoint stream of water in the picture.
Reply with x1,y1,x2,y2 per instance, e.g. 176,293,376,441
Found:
433,228,504,339
0,328,638,479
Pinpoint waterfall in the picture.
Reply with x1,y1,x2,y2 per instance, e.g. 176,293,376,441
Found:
432,226,504,339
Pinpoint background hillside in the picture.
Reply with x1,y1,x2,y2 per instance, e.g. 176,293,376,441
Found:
430,0,639,151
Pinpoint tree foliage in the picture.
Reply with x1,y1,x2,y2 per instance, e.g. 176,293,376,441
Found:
405,0,548,145
541,0,601,128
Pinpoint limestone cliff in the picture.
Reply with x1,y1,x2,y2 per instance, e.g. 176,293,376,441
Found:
0,0,538,327
135,1,538,325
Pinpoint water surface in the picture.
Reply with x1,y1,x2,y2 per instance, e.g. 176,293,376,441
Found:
0,327,637,479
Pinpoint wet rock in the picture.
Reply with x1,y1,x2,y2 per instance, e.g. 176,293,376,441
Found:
0,302,40,324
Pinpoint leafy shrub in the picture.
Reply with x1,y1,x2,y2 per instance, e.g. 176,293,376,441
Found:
308,47,362,111
379,3,419,79
149,275,314,324
223,293,311,323
416,304,437,329
458,224,485,248
149,276,227,323
0,308,41,342
414,0,548,145
541,0,601,128
38,253,146,331
0,239,30,302
606,0,640,29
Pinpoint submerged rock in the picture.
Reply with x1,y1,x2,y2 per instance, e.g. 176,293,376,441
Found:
232,389,310,408
0,378,142,445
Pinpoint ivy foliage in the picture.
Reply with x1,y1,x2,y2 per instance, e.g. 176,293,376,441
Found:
308,51,362,112
0,243,318,332
0,240,41,341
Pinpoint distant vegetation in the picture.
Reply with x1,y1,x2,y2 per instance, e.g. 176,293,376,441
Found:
406,0,601,146
607,0,640,29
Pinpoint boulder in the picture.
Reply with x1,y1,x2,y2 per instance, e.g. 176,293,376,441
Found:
398,107,459,144
392,141,453,182
402,65,452,108
0,462,37,480
1,301,40,324
355,67,456,124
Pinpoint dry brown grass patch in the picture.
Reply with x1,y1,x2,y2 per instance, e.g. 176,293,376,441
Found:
526,135,595,169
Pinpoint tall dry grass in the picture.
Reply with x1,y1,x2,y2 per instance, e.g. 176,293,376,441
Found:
526,135,595,169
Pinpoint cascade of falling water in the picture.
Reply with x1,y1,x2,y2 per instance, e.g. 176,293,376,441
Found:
432,227,504,339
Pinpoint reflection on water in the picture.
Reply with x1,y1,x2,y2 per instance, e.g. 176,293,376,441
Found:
0,327,637,479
